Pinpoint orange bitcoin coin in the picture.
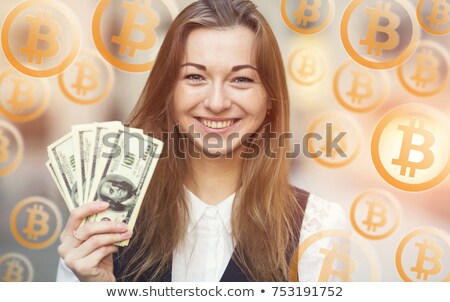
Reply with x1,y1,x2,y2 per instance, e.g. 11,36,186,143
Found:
396,227,449,282
58,49,114,105
307,111,362,168
417,0,450,35
341,0,420,69
288,47,326,86
1,0,81,77
371,104,450,191
0,253,33,282
333,60,389,113
397,40,450,97
10,196,62,249
92,0,178,72
290,229,379,281
0,68,50,122
281,0,335,35
350,188,401,240
0,119,24,177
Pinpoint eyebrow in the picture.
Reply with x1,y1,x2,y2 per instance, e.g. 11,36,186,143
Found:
180,62,258,72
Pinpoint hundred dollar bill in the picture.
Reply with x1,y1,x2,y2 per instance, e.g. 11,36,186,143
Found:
86,129,163,246
47,133,79,211
46,160,71,209
87,126,150,213
72,124,94,204
85,121,122,202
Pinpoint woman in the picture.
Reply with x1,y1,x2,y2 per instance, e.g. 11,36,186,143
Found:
57,0,346,282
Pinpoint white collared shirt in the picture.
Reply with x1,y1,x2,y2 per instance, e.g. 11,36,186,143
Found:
172,189,236,281
56,188,348,282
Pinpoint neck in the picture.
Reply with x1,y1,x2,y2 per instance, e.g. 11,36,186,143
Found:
185,150,242,206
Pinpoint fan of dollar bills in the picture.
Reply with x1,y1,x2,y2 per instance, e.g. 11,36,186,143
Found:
46,121,163,246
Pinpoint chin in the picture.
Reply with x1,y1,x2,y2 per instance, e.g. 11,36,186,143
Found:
192,139,241,158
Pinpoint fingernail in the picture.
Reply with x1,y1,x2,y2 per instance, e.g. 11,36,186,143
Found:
96,201,109,209
117,223,128,230
121,231,133,238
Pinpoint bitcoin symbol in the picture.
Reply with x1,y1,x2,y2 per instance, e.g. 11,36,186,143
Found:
0,130,10,163
19,10,60,64
0,69,50,122
351,189,401,240
298,53,316,79
391,118,435,177
293,0,321,27
410,50,439,88
410,238,443,281
334,61,388,113
426,0,450,28
362,200,387,232
398,41,450,96
7,78,36,113
22,204,50,241
359,1,400,56
319,242,357,281
320,125,348,159
346,69,374,104
296,229,379,281
0,120,23,176
12,197,63,248
289,48,325,85
71,60,99,96
372,104,450,191
308,112,361,168
2,260,24,282
111,0,159,57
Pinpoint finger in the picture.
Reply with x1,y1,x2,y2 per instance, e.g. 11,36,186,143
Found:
82,245,118,270
75,231,133,259
60,201,110,241
58,239,73,259
74,221,129,242
66,245,118,277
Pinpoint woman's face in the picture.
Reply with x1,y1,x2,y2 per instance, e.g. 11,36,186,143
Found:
172,26,270,157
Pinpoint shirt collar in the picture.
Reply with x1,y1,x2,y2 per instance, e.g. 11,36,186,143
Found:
184,186,236,234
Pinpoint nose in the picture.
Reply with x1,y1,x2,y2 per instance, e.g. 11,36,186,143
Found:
203,82,231,113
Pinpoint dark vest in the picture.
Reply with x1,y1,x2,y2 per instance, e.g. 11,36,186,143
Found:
113,186,309,282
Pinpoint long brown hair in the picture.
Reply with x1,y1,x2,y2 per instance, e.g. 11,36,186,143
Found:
124,0,302,281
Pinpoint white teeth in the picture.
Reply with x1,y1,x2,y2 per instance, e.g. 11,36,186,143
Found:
200,119,235,129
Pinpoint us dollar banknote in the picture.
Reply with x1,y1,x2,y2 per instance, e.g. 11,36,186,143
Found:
46,160,70,207
72,124,94,205
85,121,122,202
46,122,163,246
47,134,79,211
86,129,163,246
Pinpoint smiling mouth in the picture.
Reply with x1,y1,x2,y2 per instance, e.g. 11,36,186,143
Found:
195,117,241,129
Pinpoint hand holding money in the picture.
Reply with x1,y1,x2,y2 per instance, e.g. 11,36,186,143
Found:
47,121,163,247
57,201,126,282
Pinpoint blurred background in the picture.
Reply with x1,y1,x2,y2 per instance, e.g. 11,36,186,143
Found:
0,0,448,281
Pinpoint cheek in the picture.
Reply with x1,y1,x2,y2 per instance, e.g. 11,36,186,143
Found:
235,90,269,120
172,84,195,123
